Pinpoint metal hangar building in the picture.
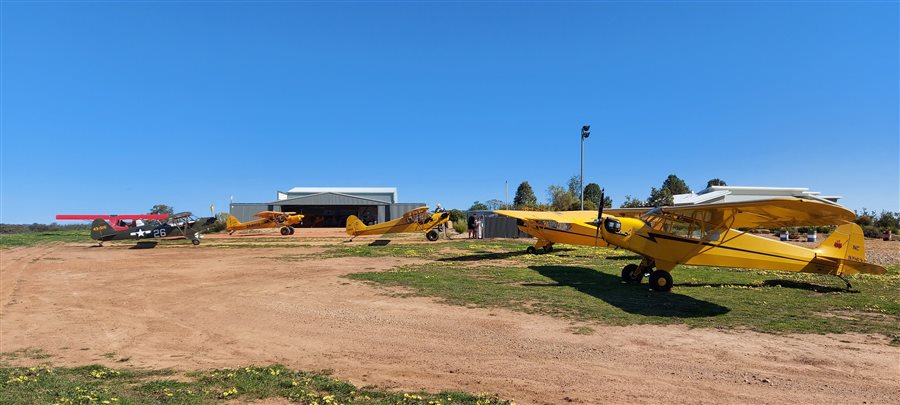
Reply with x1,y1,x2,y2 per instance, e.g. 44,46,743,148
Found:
229,187,425,228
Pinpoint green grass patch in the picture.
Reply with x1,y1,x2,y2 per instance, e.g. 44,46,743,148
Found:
0,231,89,248
0,364,510,404
347,244,900,339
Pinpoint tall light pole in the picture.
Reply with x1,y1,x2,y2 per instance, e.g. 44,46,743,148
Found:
580,125,591,210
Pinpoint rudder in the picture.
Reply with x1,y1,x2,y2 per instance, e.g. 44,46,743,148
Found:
346,215,367,236
226,215,242,230
89,219,116,241
817,223,886,275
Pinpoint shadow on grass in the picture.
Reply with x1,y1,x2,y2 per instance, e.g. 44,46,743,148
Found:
763,279,855,293
604,255,644,261
437,247,574,262
528,265,730,318
674,279,854,294
368,239,391,247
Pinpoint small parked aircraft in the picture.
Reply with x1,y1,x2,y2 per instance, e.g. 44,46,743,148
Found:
346,206,450,241
57,214,171,230
226,211,304,235
90,212,217,246
495,195,886,291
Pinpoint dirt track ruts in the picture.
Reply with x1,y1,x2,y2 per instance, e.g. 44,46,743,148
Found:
1,245,898,404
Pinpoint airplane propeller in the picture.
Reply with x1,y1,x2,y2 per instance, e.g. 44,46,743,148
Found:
594,189,605,246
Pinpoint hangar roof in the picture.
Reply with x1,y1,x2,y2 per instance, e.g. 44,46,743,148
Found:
277,187,398,203
271,192,390,206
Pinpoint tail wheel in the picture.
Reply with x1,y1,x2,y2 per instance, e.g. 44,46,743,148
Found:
543,245,554,253
426,230,439,241
191,239,201,246
649,270,673,292
621,264,643,284
288,227,295,235
526,246,537,254
280,227,291,236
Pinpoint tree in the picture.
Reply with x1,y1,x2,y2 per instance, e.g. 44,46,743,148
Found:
706,178,727,188
567,175,582,200
583,183,612,208
579,199,599,211
485,199,505,210
548,185,578,211
620,195,646,208
875,211,900,231
150,204,174,215
647,187,673,207
469,201,488,211
644,174,689,207
661,174,691,195
513,181,538,208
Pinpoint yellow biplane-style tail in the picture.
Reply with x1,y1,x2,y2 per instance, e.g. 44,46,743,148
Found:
346,215,368,236
226,215,242,230
816,223,886,275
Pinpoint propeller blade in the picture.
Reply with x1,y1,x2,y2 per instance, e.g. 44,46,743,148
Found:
595,189,605,246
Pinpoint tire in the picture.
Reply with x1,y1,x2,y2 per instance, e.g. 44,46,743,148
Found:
191,239,201,246
621,264,643,284
543,245,554,253
288,227,295,235
649,270,674,292
426,230,439,241
526,246,537,254
280,227,291,236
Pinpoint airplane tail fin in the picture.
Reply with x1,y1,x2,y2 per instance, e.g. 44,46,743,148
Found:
816,223,886,275
90,218,116,241
346,215,367,236
226,215,241,230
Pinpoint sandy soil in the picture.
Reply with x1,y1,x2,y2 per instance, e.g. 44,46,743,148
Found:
1,244,898,404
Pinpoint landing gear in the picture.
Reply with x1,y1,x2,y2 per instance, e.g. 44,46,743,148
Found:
837,275,854,291
280,226,291,236
526,246,537,254
191,239,201,246
426,230,439,241
649,270,673,292
542,244,554,253
621,264,643,284
289,227,295,235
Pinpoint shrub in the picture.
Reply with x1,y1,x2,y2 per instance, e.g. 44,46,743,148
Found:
452,218,467,234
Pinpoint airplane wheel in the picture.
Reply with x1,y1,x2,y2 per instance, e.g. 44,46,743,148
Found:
280,227,291,236
543,245,554,253
288,227,295,235
526,246,537,254
192,239,201,246
649,270,673,292
426,230,440,241
621,264,643,284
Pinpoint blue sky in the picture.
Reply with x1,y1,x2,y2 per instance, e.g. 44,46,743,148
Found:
1,1,897,223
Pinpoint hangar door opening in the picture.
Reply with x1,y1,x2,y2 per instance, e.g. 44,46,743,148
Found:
281,205,378,228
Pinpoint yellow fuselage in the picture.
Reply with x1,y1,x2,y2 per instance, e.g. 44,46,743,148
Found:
229,214,303,231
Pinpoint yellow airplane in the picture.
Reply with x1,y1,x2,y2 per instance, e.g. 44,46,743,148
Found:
226,211,304,236
346,206,450,241
495,197,886,292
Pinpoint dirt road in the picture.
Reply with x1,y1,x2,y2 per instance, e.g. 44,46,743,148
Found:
1,245,897,404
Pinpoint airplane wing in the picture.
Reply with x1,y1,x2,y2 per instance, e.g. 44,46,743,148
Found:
254,211,295,219
493,210,598,223
656,198,855,228
401,206,430,219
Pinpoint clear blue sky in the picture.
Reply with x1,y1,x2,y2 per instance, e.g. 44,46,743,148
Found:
1,1,898,223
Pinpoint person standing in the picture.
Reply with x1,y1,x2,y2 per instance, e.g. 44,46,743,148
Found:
476,214,484,239
467,215,476,239
434,203,451,239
